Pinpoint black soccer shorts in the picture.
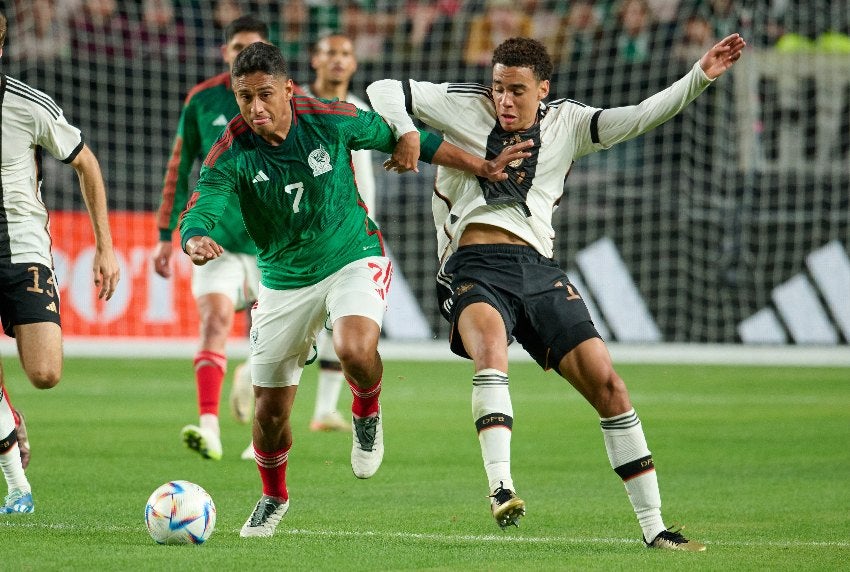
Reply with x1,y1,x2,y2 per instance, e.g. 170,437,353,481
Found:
0,262,62,337
441,244,601,371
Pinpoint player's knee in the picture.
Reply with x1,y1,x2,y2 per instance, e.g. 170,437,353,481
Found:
334,339,376,373
593,369,630,415
27,368,61,390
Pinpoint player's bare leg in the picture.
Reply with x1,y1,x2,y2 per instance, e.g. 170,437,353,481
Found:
14,322,63,390
559,339,705,550
333,315,384,478
0,366,32,514
457,302,525,528
242,385,296,537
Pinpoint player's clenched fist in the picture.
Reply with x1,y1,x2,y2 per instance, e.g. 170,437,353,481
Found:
184,236,224,265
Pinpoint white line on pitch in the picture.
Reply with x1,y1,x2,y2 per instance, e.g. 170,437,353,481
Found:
2,521,848,548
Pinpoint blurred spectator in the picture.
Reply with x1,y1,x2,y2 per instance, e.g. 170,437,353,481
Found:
271,0,309,64
464,0,532,67
611,0,655,64
522,0,563,58
136,0,188,61
401,0,461,54
671,12,715,65
7,0,71,61
551,0,601,66
707,0,749,39
342,1,398,64
69,0,134,60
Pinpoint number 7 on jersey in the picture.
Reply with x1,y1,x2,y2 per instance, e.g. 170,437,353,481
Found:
284,182,304,213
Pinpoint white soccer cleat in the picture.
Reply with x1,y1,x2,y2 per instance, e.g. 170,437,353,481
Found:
229,361,254,424
240,495,289,538
240,442,255,461
351,408,383,479
180,425,222,461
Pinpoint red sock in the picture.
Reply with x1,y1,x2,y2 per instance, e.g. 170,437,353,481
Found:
194,350,226,416
254,447,290,501
348,378,381,418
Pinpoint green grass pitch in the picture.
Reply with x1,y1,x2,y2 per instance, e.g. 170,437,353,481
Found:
0,356,847,570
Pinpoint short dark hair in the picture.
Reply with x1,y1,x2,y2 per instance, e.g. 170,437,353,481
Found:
492,38,554,82
232,41,288,79
0,13,7,49
224,15,269,44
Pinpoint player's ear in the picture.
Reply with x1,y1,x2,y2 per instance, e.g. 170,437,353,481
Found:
538,79,550,101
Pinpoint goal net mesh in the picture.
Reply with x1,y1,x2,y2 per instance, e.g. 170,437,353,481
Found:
2,1,848,344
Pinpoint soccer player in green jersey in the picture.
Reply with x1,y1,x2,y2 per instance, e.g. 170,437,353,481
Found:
152,16,270,462
180,41,530,538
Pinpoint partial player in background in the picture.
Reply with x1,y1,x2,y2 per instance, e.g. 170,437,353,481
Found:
369,33,745,549
300,33,371,435
0,12,120,514
180,42,528,538
151,15,269,461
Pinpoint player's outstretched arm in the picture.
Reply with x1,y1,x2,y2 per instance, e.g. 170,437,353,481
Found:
699,33,746,79
70,144,120,301
184,236,223,266
432,139,533,182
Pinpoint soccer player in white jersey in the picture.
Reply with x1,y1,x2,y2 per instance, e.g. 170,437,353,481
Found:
0,12,120,514
368,34,746,550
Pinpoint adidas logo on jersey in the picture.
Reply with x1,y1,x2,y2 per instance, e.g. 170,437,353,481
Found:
212,114,229,126
45,301,57,313
252,170,270,183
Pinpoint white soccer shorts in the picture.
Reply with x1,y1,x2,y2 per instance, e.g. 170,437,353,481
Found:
250,256,391,388
191,250,260,311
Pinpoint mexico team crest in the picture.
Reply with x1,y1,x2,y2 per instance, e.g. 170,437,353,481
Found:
308,145,333,176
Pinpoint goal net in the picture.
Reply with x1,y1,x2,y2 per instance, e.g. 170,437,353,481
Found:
2,1,848,345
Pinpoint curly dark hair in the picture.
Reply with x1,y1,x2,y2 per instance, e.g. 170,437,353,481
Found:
492,38,554,82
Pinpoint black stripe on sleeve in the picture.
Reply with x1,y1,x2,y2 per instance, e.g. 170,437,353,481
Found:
403,80,414,115
6,77,61,119
590,109,602,145
62,140,85,164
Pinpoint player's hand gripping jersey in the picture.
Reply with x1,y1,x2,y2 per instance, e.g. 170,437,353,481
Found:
368,61,714,263
179,95,441,289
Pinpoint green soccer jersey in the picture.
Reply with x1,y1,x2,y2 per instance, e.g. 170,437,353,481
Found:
156,72,255,255
180,95,441,290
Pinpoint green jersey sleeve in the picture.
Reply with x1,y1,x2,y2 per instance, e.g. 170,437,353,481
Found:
179,158,236,252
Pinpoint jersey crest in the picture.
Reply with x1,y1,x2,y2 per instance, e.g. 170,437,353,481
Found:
308,144,333,177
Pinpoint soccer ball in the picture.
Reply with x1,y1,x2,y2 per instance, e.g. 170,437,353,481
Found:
144,480,216,545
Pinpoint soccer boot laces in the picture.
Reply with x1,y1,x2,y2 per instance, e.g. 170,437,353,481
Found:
489,481,526,529
240,495,289,538
351,409,384,479
645,525,707,552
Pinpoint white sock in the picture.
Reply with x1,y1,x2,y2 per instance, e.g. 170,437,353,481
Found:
0,393,29,494
600,409,665,541
314,369,345,418
472,368,514,492
200,413,219,437
314,327,344,418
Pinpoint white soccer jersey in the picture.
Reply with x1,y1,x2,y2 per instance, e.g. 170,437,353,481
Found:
368,61,713,261
301,87,377,214
1,75,83,266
